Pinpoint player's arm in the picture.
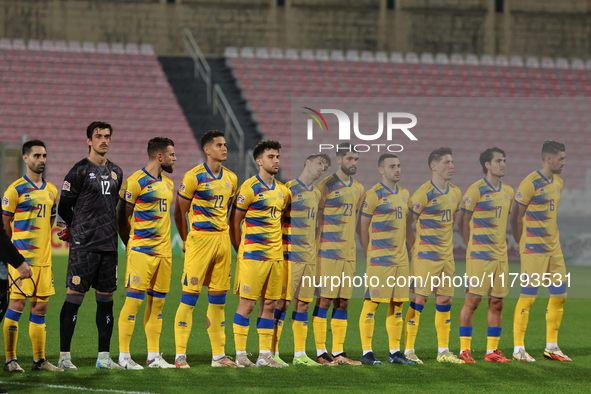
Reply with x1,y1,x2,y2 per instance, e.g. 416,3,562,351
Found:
406,212,418,247
58,168,82,228
230,204,246,252
458,210,472,245
407,189,426,248
174,193,191,243
510,199,527,245
116,199,133,247
2,214,13,239
357,214,371,253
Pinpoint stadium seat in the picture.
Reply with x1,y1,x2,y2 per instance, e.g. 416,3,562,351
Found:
316,50,330,61
82,42,96,53
269,48,284,59
0,38,11,50
391,52,404,63
300,49,314,60
420,53,434,64
224,46,239,58
345,50,359,62
450,54,464,65
405,52,419,63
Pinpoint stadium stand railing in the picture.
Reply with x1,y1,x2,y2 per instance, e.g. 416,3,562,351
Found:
0,38,201,189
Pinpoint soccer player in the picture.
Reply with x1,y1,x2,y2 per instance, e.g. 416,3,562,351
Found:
356,153,416,366
405,147,463,364
2,140,63,372
511,141,570,362
313,142,364,366
57,121,124,370
116,137,176,369
270,153,331,367
173,130,238,368
230,140,289,368
457,147,514,363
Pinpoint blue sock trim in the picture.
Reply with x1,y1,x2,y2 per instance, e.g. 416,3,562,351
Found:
127,291,145,300
549,283,567,295
312,306,319,317
181,293,199,307
487,326,502,338
292,312,308,322
435,304,452,313
6,309,22,322
149,291,166,299
521,287,538,296
315,307,328,319
257,318,274,330
29,313,45,324
233,313,250,327
459,326,473,337
274,308,282,320
208,294,226,305
332,309,347,320
410,302,424,313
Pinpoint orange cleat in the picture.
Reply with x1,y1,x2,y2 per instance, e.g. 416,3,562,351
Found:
484,350,512,363
458,350,476,364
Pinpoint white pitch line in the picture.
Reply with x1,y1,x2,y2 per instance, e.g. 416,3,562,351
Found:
0,381,157,394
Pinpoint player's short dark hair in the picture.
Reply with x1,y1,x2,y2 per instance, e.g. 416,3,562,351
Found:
200,130,225,151
253,140,282,160
542,140,566,160
479,147,505,175
86,121,112,140
22,139,46,156
336,142,355,158
428,147,453,169
378,153,398,168
305,153,331,168
147,137,175,158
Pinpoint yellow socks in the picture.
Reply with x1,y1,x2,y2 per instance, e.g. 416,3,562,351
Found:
144,291,166,354
207,295,227,357
271,309,286,354
331,309,348,355
292,311,308,354
459,326,472,352
28,314,46,360
386,302,404,351
487,327,502,351
117,292,144,354
257,318,274,352
435,304,452,349
174,293,198,355
404,302,423,351
546,297,566,344
233,313,249,353
313,306,328,353
3,309,21,360
359,299,379,352
513,296,536,346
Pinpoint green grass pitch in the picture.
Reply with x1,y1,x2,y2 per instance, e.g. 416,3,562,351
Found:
0,256,589,393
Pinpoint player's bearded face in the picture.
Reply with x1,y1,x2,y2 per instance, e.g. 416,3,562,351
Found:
549,152,566,174
260,149,280,175
24,146,47,174
161,145,176,174
89,129,111,155
339,153,359,176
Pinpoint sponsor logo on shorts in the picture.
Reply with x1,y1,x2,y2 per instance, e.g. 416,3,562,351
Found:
125,190,133,200
451,195,457,204
320,286,327,293
2,196,8,207
237,194,246,204
179,183,186,192
48,192,54,201
412,201,421,211
132,275,141,285
463,196,472,206
242,285,251,294
62,181,71,191
190,277,199,286
504,193,510,201
72,276,81,285
516,191,523,201
281,286,287,295
111,171,118,180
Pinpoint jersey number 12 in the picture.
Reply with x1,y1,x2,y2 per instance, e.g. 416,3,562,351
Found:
101,181,110,195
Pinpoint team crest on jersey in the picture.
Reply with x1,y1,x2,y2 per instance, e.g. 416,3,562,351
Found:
89,173,96,179
451,195,457,204
166,183,172,191
278,191,284,200
354,190,360,198
111,171,117,180
401,196,407,204
190,277,199,286
179,183,186,192
363,200,369,209
556,186,561,193
2,196,8,207
516,191,523,201
463,196,472,206
225,182,231,190
413,201,421,211
504,193,510,201
132,275,141,285
242,285,251,294
62,181,71,191
48,192,54,201
72,276,81,285
372,289,380,298
237,194,246,204
125,190,132,200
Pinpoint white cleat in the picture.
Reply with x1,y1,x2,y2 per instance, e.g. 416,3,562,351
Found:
119,357,144,370
57,354,78,371
96,354,125,370
146,354,175,369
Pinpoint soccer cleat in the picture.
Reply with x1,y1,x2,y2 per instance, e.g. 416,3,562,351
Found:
437,350,465,364
293,354,321,367
256,353,287,368
361,352,383,365
404,351,423,365
4,360,24,372
544,347,572,362
32,359,64,371
96,354,125,370
119,357,144,370
57,354,78,371
146,354,175,369
512,349,536,362
388,351,418,365
332,352,362,366
459,350,476,364
273,354,289,367
235,353,257,368
316,352,338,366
211,356,238,368
175,355,190,369
484,350,512,363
